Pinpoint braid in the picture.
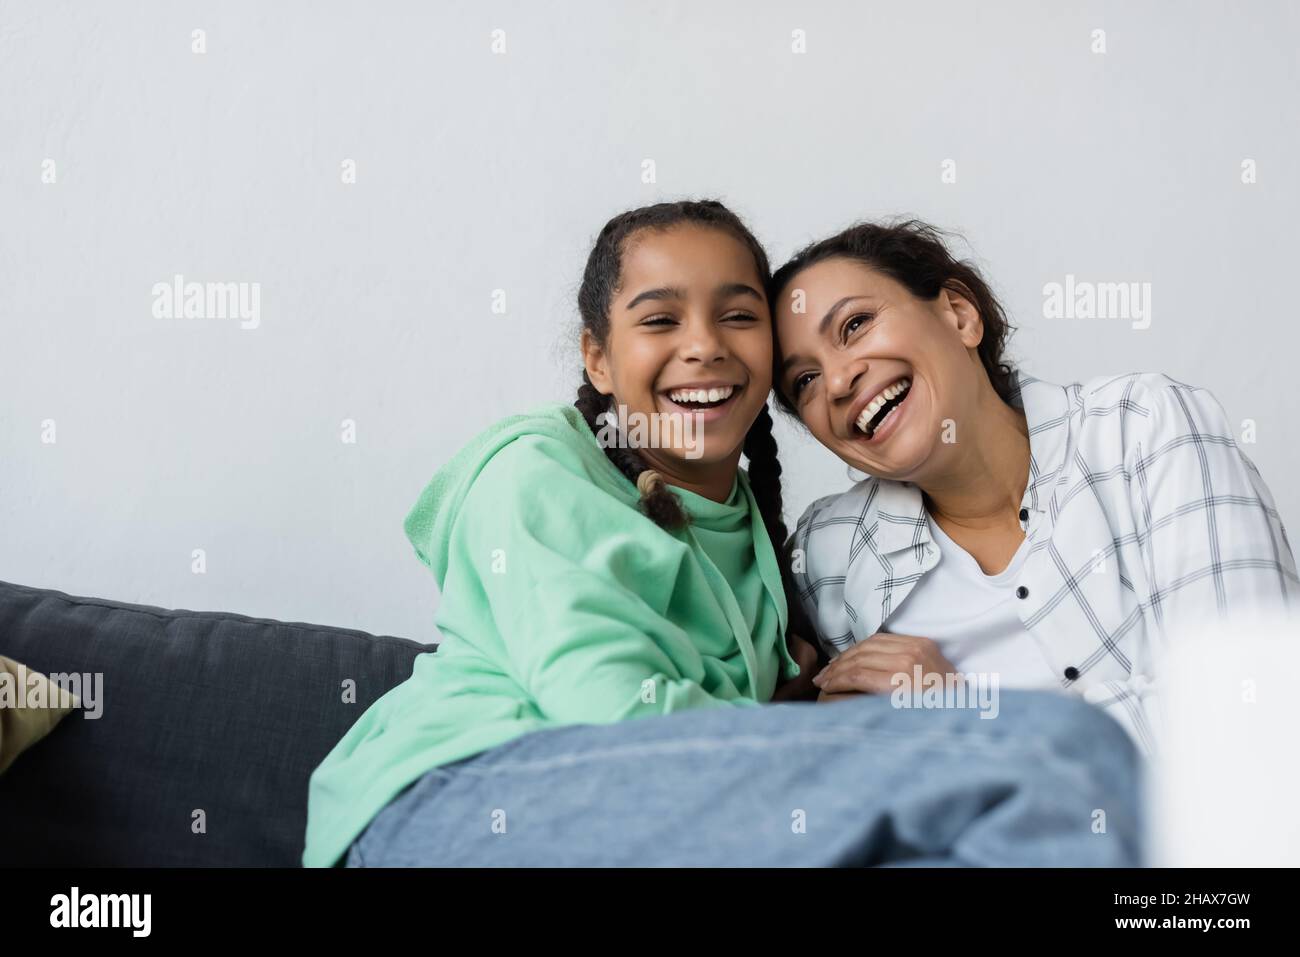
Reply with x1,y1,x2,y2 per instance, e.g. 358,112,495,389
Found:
741,404,787,556
743,403,815,644
575,376,688,530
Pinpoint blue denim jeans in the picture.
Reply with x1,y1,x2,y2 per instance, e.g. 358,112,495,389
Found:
346,689,1143,866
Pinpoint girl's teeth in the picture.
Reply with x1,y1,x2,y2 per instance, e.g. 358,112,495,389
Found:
669,385,735,404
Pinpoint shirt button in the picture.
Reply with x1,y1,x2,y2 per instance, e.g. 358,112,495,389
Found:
1018,508,1029,522
1064,666,1080,681
1016,586,1029,599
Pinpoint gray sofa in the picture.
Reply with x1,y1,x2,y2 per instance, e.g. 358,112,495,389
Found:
0,579,428,866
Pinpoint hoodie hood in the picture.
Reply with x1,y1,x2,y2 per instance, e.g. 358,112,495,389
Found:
403,402,637,587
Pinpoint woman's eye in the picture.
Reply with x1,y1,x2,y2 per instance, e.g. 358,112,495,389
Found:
641,314,676,326
792,371,817,399
843,312,873,340
723,312,758,323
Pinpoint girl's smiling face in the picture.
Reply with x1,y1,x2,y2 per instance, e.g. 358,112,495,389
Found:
582,223,773,476
774,256,988,483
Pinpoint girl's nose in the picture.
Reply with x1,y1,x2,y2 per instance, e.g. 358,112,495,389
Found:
679,317,727,362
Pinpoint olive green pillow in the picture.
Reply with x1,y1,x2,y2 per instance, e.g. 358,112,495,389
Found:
0,656,79,775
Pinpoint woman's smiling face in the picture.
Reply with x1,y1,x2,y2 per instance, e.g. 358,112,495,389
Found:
582,223,773,471
774,256,987,482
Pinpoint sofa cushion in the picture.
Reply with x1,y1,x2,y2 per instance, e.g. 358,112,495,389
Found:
0,580,430,866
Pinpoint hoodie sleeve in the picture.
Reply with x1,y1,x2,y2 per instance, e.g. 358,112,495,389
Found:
433,434,760,725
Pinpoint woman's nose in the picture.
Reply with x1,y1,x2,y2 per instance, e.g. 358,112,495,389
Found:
825,355,867,400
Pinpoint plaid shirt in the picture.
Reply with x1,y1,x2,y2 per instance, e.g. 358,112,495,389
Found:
790,372,1298,754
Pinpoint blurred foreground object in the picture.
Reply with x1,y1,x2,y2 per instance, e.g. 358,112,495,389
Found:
1151,607,1298,866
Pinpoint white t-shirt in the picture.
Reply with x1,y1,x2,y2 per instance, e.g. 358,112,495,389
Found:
881,515,1060,689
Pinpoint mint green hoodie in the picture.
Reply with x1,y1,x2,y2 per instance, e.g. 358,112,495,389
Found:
302,402,798,867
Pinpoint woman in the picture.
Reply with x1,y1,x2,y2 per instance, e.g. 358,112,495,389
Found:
771,220,1298,755
302,202,1142,867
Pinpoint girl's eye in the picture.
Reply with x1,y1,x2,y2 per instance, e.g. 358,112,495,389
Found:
842,312,873,340
642,312,755,326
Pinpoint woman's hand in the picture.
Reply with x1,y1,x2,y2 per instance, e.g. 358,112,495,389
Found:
816,689,862,703
811,632,958,696
770,634,823,702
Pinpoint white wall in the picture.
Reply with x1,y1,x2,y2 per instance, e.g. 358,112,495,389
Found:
3,0,1296,640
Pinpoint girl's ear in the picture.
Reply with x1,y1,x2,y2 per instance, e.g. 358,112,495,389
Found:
941,282,984,350
580,328,614,395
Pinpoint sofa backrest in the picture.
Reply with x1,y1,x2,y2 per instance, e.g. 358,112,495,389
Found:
0,580,430,866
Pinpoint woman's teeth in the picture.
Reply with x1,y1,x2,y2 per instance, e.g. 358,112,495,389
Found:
855,378,912,436
668,385,735,405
